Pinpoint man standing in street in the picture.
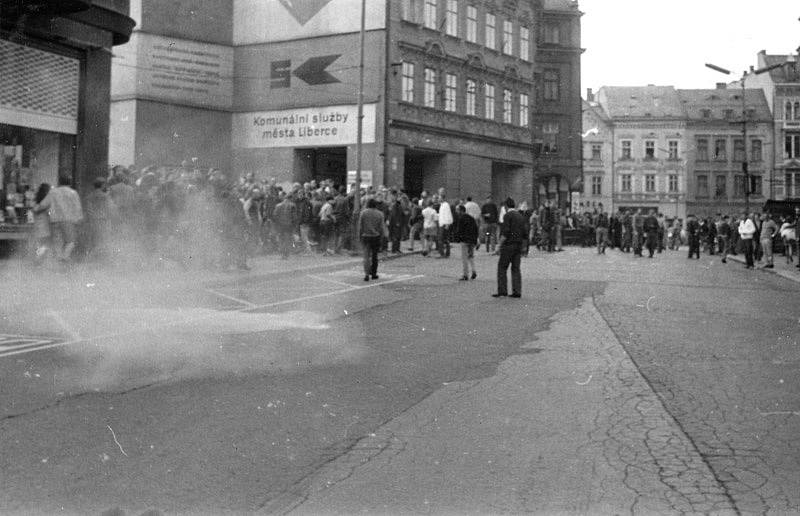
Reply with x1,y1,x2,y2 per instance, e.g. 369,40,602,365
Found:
493,198,526,298
686,214,701,259
718,215,731,263
436,188,453,258
738,211,756,269
759,213,778,269
453,204,478,281
272,193,297,259
632,208,644,257
480,195,499,253
357,198,387,281
595,206,609,254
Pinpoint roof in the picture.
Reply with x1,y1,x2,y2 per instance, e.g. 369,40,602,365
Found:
678,89,772,121
759,53,800,82
595,86,684,119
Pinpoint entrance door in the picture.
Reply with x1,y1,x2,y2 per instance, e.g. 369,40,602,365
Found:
295,147,347,187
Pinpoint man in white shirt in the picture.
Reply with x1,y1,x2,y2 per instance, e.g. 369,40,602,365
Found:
738,211,756,269
436,188,454,258
38,175,84,263
463,196,481,222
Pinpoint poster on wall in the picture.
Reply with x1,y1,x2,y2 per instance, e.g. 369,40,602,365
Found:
233,0,385,45
232,104,377,149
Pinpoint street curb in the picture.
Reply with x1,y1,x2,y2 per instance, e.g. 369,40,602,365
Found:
725,254,800,283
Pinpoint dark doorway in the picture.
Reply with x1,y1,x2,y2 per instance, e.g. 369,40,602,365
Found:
404,150,444,199
295,147,347,187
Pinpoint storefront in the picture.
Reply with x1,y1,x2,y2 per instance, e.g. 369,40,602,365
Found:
0,0,134,239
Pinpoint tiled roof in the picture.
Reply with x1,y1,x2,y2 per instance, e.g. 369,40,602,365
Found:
678,89,772,121
542,0,580,11
596,86,684,118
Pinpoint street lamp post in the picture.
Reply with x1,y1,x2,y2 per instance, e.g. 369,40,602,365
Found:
705,62,783,214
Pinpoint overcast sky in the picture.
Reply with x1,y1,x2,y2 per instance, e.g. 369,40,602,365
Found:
580,0,800,92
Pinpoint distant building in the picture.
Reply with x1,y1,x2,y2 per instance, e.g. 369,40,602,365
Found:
679,86,773,217
744,49,800,200
110,0,583,205
577,93,612,213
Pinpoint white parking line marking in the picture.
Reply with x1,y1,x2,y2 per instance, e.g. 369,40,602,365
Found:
0,274,424,359
48,310,82,341
204,289,258,308
306,274,356,288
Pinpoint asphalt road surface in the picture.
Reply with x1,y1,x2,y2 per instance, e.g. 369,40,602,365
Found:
0,246,798,515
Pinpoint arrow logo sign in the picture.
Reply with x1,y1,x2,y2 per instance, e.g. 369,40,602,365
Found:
278,0,334,25
293,55,341,85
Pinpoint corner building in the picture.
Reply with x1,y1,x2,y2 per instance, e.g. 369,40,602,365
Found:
110,0,582,206
1,0,133,231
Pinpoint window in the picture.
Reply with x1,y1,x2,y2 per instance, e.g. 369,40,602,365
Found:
519,93,529,127
621,140,632,160
591,144,601,160
465,79,477,116
644,140,655,159
543,23,560,44
786,171,800,198
723,109,734,120
714,139,727,160
466,5,477,42
696,138,709,160
696,174,709,198
401,62,415,103
519,26,530,61
502,20,513,55
444,73,457,112
786,134,800,159
445,0,458,36
795,102,800,120
751,139,762,161
503,89,512,123
734,175,747,197
591,176,602,196
701,109,712,119
543,70,559,101
750,175,762,196
401,0,422,22
668,174,678,193
484,83,495,119
424,0,437,29
542,122,559,153
423,67,436,108
668,140,679,160
621,174,632,192
645,174,656,192
733,139,745,162
786,101,793,121
714,175,727,199
485,13,496,50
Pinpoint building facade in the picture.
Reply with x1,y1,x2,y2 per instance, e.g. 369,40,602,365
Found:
680,86,773,217
1,0,134,231
744,49,800,200
577,95,612,212
110,0,583,206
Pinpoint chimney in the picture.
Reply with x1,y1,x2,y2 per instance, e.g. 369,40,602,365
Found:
716,82,727,90
586,88,594,101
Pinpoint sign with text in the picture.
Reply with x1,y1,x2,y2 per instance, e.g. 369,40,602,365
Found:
232,104,376,148
233,0,385,45
234,32,383,111
114,33,234,109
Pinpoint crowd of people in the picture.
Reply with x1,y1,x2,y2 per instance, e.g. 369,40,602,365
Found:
21,161,800,278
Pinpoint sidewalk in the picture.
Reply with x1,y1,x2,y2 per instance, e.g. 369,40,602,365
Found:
724,251,800,283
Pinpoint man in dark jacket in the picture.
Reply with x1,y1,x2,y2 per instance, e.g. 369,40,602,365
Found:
357,198,387,281
480,196,499,252
686,214,701,259
493,198,526,298
453,204,479,280
272,193,298,259
643,209,659,258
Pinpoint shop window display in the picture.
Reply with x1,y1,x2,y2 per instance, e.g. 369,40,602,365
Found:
0,124,73,232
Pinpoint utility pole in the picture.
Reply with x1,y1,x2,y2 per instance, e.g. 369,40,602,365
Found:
350,0,366,254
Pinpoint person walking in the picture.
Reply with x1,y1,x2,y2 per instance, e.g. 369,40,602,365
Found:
37,175,83,266
595,207,609,254
453,204,478,281
492,198,526,298
738,211,756,269
436,189,453,258
643,209,659,258
357,198,387,281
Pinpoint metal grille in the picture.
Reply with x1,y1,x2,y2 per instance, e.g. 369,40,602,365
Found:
0,39,79,120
